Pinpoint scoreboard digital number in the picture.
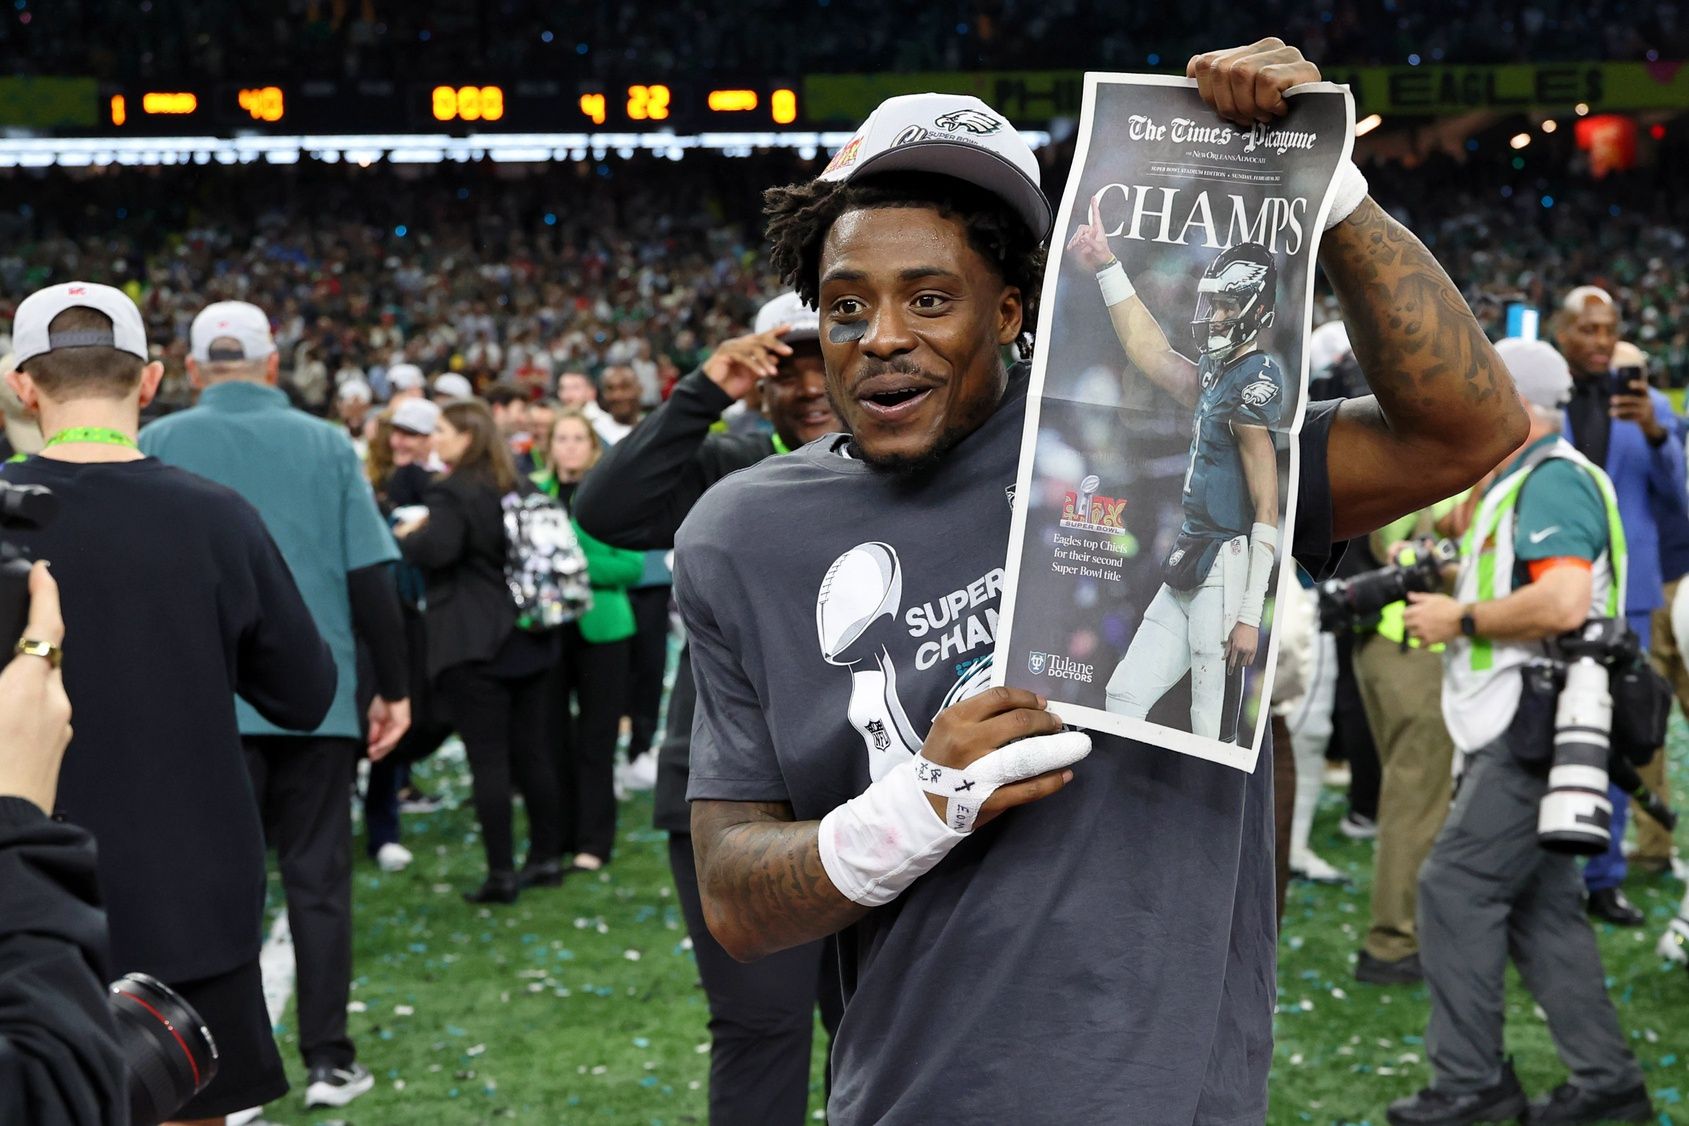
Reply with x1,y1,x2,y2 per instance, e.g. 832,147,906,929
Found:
94,80,803,135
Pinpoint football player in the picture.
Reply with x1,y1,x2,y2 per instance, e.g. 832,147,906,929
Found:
1067,202,1285,741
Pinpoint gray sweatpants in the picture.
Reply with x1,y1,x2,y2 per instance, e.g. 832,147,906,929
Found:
1417,731,1643,1094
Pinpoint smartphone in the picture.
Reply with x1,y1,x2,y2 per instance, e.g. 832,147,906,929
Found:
1611,364,1644,398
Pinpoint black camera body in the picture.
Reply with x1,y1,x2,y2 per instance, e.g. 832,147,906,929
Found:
0,479,57,648
1316,538,1458,633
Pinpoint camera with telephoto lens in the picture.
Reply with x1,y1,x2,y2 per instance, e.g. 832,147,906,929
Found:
109,973,219,1124
1,479,58,649
1316,537,1459,632
1536,618,1676,854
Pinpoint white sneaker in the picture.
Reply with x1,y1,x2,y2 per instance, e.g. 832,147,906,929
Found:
305,1061,374,1108
1657,915,1689,966
226,1109,263,1126
376,842,413,872
1291,849,1348,885
620,753,658,793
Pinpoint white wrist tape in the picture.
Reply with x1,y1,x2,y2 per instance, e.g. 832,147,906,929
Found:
1238,521,1280,628
1096,261,1136,306
1324,159,1368,232
817,730,1092,907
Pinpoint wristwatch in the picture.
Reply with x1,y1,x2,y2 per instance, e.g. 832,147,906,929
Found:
1459,605,1478,638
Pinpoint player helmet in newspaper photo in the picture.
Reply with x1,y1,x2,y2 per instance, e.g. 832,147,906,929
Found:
1190,242,1279,362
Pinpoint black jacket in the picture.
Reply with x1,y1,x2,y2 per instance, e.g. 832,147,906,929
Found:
0,798,129,1126
575,369,783,833
398,470,518,680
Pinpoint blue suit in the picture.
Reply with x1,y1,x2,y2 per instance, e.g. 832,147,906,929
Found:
1565,386,1688,890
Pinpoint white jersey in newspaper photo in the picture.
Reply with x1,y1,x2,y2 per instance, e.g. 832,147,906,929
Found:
993,72,1354,771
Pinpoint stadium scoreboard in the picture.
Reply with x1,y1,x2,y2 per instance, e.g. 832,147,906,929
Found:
95,79,803,135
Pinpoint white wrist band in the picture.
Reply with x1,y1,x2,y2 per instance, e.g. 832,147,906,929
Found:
818,757,966,908
1096,261,1135,306
817,730,1093,907
1324,159,1368,232
1238,521,1280,628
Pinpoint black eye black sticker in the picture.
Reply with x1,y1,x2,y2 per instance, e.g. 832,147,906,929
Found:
829,321,868,344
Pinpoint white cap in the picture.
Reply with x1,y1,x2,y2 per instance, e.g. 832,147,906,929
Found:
1308,320,1352,376
337,376,373,403
1495,337,1571,411
391,397,441,435
190,300,276,362
1560,285,1615,314
753,291,820,342
432,372,474,400
387,363,425,392
11,281,149,365
819,93,1051,240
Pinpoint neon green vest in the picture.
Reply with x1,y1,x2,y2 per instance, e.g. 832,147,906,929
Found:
1374,495,1464,650
1453,439,1626,677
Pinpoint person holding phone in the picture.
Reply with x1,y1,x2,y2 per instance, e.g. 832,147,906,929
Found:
1555,285,1687,924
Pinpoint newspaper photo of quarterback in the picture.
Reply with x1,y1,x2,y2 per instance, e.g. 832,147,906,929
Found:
1075,228,1289,742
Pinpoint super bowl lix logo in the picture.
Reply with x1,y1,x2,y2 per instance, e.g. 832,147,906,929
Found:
1059,474,1127,535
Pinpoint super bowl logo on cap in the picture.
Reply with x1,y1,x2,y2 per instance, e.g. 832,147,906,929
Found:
68,285,86,295
823,136,864,176
934,108,1002,135
893,124,930,146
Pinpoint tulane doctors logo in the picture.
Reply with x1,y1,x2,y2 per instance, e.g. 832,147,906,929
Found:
1026,650,1095,683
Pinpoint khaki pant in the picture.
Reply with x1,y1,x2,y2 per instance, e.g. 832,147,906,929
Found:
1641,580,1687,864
1355,631,1455,961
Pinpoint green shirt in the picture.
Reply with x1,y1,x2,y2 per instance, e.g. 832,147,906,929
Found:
1508,452,1609,577
141,381,398,738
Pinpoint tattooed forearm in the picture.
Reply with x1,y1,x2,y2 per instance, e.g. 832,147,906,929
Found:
1322,199,1509,410
1317,198,1528,539
691,799,868,962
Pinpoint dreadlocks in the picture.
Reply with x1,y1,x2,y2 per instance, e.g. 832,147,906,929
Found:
763,172,1047,359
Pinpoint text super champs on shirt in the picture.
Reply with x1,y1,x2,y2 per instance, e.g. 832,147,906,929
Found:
673,371,1030,815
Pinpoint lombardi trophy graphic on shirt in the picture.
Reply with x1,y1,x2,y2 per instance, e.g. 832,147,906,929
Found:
816,542,924,779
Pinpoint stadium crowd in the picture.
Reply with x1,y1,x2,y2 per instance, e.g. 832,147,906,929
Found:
2,0,1683,80
1,136,1686,408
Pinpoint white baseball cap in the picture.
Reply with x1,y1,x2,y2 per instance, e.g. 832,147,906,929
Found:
1495,337,1571,411
190,300,276,362
337,376,373,403
1308,320,1352,376
819,93,1051,240
12,281,149,365
753,291,820,342
391,397,441,435
432,372,474,400
387,363,425,392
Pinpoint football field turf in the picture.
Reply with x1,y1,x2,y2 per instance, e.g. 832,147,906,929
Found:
253,727,1689,1124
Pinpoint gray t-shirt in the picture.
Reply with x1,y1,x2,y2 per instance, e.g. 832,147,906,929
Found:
675,366,1338,1125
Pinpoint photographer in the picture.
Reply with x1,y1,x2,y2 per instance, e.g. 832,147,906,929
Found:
2,282,336,1122
1391,338,1649,1126
0,560,129,1126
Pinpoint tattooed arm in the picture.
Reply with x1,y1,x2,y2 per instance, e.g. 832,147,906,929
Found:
1318,199,1527,540
1187,40,1529,542
691,800,867,963
689,688,1077,963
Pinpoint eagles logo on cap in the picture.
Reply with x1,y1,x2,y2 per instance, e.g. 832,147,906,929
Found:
816,92,1052,241
934,109,1003,135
